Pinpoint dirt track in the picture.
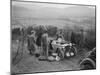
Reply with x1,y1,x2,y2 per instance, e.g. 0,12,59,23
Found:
12,51,84,74
11,40,89,74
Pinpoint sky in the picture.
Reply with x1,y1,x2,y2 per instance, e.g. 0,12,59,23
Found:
12,1,95,19
12,0,95,9
12,1,77,9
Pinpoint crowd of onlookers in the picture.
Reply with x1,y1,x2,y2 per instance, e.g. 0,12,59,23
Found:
12,25,96,69
12,25,96,61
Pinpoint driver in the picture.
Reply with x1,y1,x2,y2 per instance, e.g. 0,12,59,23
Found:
56,30,65,44
51,30,65,52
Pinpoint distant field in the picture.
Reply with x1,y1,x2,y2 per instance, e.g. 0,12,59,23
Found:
11,17,95,31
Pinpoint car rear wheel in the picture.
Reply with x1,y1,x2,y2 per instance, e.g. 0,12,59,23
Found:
65,46,77,57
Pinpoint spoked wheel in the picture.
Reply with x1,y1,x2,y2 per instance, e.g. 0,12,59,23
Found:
56,48,64,60
65,46,77,58
70,46,77,56
80,58,96,70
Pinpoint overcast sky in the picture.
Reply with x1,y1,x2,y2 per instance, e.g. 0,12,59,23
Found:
12,1,95,19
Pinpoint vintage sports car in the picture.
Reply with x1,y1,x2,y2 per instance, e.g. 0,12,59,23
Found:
48,39,77,61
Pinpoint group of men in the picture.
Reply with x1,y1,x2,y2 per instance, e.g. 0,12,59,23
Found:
27,28,64,60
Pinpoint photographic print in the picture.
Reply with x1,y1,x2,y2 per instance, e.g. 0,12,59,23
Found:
11,0,96,74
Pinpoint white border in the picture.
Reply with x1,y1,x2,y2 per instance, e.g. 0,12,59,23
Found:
0,0,100,75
